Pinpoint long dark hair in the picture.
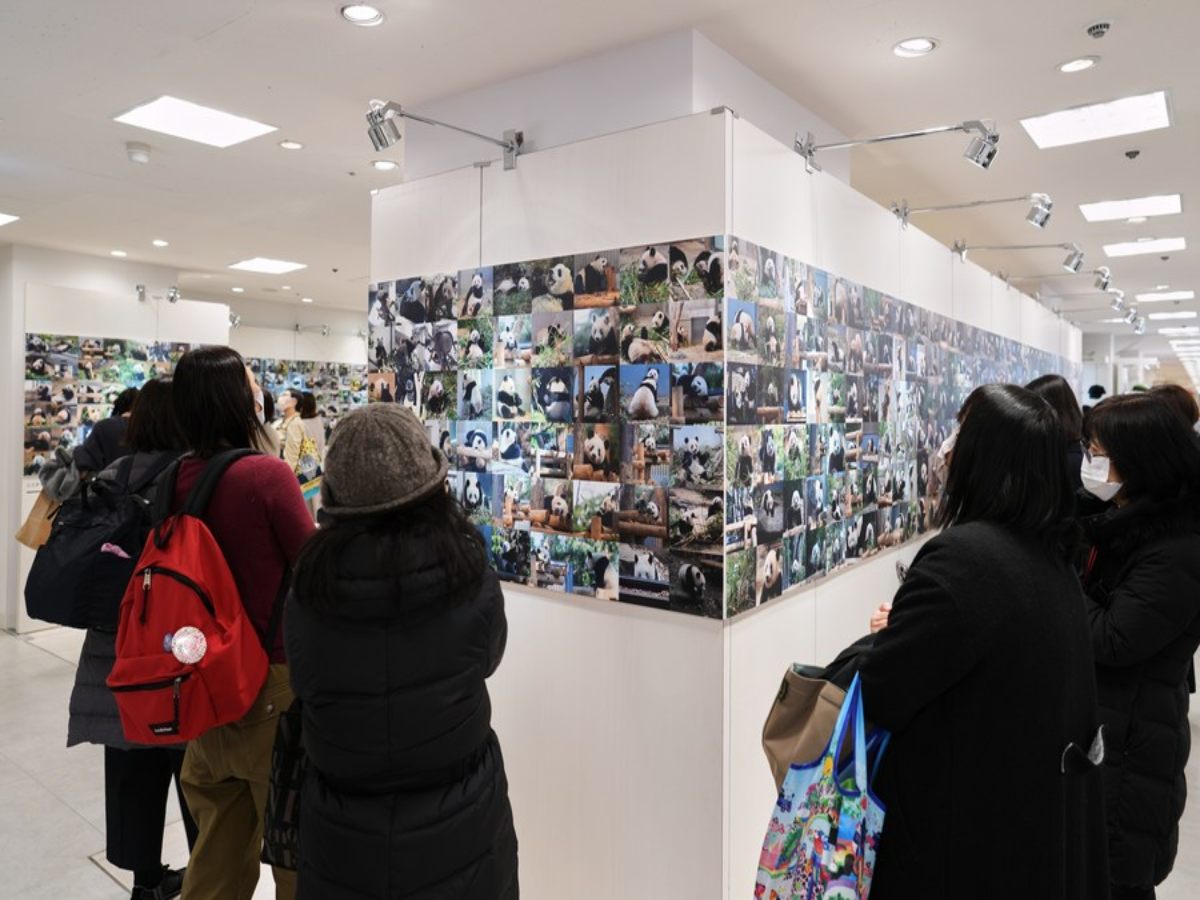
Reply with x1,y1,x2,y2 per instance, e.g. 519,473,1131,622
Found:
1088,393,1200,503
173,346,267,457
125,378,182,452
293,490,488,611
939,384,1075,552
1025,374,1083,443
299,391,318,419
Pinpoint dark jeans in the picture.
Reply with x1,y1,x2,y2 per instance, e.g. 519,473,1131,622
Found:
104,746,199,872
1111,886,1155,900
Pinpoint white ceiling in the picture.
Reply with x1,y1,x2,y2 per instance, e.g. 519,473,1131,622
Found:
1,0,1196,375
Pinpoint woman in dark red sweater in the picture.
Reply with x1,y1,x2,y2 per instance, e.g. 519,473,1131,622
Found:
170,346,315,900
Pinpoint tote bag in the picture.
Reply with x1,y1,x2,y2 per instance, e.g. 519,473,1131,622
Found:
756,674,888,899
262,699,306,870
762,664,847,792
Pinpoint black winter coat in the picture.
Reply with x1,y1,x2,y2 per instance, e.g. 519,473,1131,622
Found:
1082,496,1200,888
285,534,517,900
859,522,1109,899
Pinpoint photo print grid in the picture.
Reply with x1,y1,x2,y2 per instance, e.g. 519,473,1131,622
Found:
721,234,1079,618
368,237,727,618
248,358,369,437
23,333,191,476
368,234,1079,620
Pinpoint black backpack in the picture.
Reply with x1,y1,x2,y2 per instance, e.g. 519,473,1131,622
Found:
25,452,178,628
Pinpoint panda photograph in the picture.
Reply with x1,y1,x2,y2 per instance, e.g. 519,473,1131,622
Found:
725,299,758,364
580,542,621,601
456,421,494,473
726,426,759,490
493,424,533,477
620,363,669,423
783,532,807,591
756,543,784,605
494,315,533,368
757,307,785,366
573,422,620,482
671,425,722,489
490,524,531,583
418,371,457,420
668,554,721,618
571,481,621,540
495,474,532,527
456,265,493,318
724,547,757,617
457,369,494,420
617,544,670,609
530,367,574,424
530,477,574,534
458,317,495,369
576,364,618,424
670,487,722,549
755,482,785,544
726,237,760,302
726,363,757,426
573,308,620,363
460,471,495,527
619,244,672,306
756,366,784,421
670,362,722,424
492,262,536,316
783,480,806,535
619,303,670,365
617,484,669,546
493,369,531,421
571,250,619,307
669,300,723,363
621,424,670,487
532,311,575,367
667,237,724,302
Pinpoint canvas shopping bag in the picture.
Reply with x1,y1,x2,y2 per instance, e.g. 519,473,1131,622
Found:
16,490,60,550
762,664,847,792
756,674,888,899
295,433,323,501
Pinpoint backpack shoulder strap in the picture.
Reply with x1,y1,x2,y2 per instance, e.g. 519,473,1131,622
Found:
180,449,260,519
151,457,185,525
127,451,184,496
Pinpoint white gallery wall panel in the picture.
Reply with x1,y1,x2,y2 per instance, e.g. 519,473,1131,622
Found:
371,166,484,283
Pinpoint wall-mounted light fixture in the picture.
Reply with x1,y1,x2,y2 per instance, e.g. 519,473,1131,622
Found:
1093,266,1112,291
797,119,998,173
952,240,1084,273
893,193,1052,229
365,100,525,170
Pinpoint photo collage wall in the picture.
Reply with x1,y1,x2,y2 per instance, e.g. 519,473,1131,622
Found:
245,357,369,439
23,334,192,476
367,235,1077,620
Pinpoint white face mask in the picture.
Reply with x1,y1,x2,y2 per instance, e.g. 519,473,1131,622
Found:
931,426,958,485
1081,455,1122,502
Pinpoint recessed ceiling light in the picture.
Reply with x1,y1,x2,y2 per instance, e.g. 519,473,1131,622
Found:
301,297,314,304
1099,317,1128,324
371,159,398,172
370,188,380,195
0,212,19,227
281,285,292,291
1157,284,1171,290
1136,290,1194,303
110,250,127,258
228,257,307,274
231,287,245,293
1149,311,1197,320
1020,90,1171,149
1079,194,1182,222
340,4,384,26
1104,237,1186,257
152,239,169,248
114,96,276,148
1127,216,1148,224
1059,56,1099,74
893,37,938,58
278,139,304,150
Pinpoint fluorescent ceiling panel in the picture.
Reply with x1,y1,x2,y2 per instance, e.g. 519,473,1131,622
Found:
1079,194,1182,222
1104,237,1186,258
1137,290,1194,303
0,212,19,227
228,257,307,275
1020,90,1171,149
1159,326,1200,335
1148,311,1197,320
115,96,276,148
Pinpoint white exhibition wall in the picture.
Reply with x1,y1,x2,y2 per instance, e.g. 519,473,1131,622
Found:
373,109,1081,899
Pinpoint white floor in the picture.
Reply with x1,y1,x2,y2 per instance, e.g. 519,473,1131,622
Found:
0,626,1197,899
0,627,276,899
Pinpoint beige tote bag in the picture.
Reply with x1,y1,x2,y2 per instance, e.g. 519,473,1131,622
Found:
761,665,847,792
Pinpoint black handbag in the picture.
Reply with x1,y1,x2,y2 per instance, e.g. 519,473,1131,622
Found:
261,699,307,870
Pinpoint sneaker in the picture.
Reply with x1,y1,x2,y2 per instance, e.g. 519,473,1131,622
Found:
131,866,185,900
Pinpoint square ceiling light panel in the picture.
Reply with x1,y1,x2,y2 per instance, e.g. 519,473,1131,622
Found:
0,212,19,227
229,257,307,275
1021,90,1171,149
115,96,276,148
1079,194,1182,222
1137,290,1195,303
1104,237,1186,258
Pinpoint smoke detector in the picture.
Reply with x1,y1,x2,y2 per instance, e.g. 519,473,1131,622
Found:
1086,20,1112,39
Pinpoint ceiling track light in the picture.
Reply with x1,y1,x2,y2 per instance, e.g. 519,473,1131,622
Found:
797,119,998,173
1110,289,1126,311
229,313,242,329
1134,317,1146,335
892,192,1052,229
166,286,180,304
1123,307,1140,324
135,284,146,303
952,241,1084,272
1093,266,1112,291
365,101,525,170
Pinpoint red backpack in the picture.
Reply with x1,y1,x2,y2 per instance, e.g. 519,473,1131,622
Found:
108,449,282,744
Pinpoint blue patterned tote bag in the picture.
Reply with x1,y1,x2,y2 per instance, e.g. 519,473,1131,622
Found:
755,673,888,899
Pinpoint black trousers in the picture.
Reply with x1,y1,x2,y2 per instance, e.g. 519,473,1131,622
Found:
104,746,199,872
1111,886,1155,900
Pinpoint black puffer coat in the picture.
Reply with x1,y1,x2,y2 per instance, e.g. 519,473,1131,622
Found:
285,534,517,900
1082,496,1200,888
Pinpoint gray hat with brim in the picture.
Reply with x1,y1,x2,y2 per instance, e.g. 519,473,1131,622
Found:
320,404,449,518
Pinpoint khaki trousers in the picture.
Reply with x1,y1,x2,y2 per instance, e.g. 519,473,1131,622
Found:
181,664,296,900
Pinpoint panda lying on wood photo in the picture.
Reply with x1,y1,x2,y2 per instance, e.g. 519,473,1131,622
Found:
574,256,609,294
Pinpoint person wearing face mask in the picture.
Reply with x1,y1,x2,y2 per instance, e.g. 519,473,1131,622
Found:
245,366,281,457
278,389,306,470
1079,392,1200,900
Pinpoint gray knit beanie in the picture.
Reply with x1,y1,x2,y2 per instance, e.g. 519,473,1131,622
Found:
320,404,448,518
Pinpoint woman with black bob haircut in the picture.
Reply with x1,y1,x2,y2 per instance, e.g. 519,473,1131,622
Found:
860,384,1107,898
286,403,517,900
1026,372,1085,490
1080,392,1200,899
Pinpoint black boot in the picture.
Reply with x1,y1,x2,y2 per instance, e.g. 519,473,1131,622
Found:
130,866,185,900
